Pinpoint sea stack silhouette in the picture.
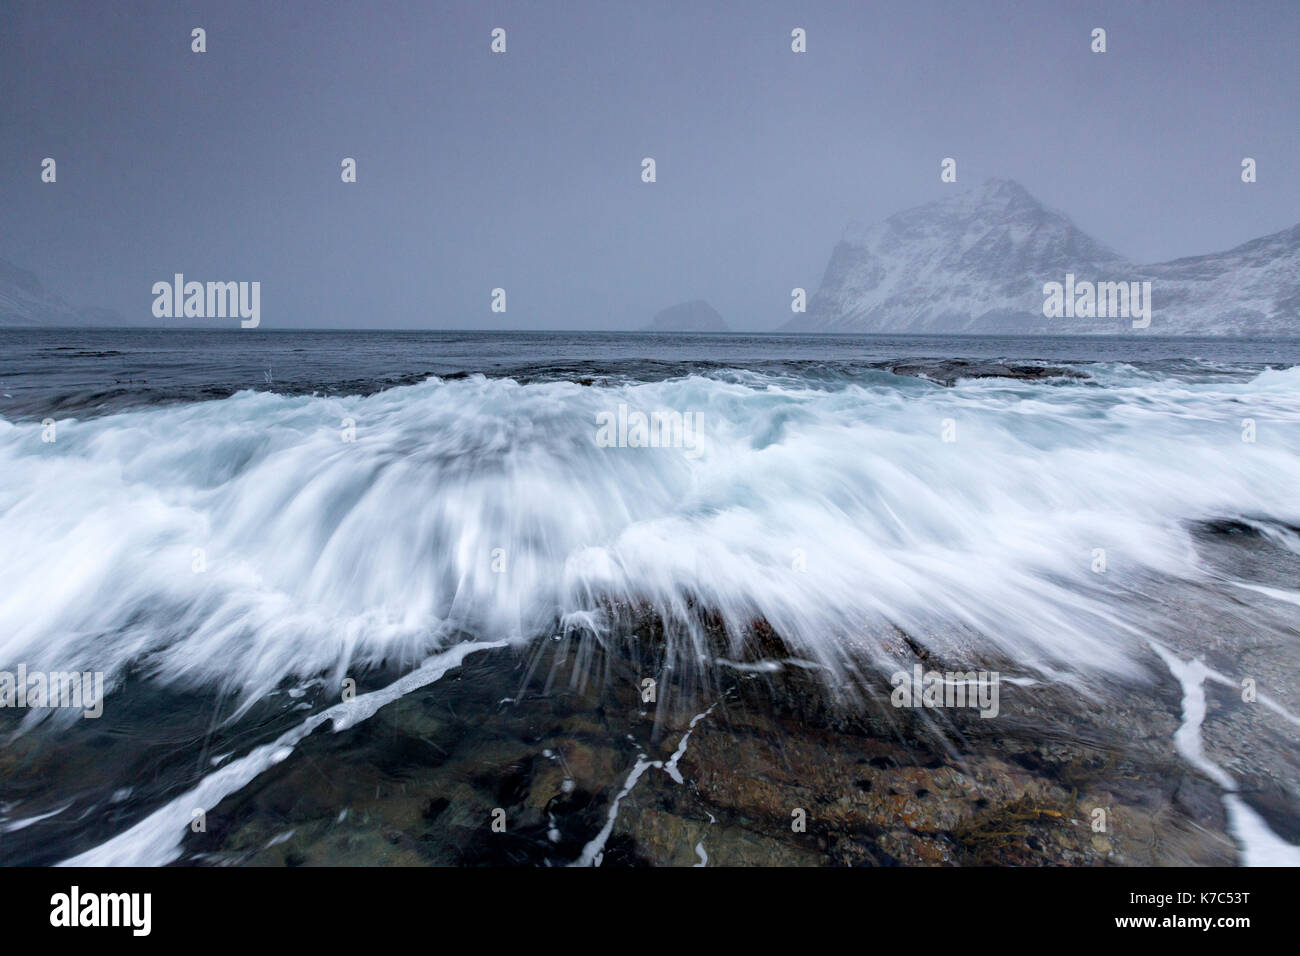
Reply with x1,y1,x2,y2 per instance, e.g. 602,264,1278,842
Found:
642,299,730,332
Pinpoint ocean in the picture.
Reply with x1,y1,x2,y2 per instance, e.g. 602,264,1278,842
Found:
1,329,1298,867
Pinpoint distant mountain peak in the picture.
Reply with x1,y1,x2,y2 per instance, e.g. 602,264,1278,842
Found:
789,180,1298,335
0,257,126,328
0,259,47,298
842,178,1119,260
979,176,1033,199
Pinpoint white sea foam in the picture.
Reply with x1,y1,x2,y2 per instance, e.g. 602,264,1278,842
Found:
1152,642,1300,866
1,366,1298,711
571,702,716,867
60,639,505,866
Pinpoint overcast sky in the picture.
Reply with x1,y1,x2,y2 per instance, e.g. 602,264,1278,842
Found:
3,0,1298,330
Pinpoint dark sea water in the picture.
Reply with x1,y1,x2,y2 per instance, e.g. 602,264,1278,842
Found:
2,328,1298,421
2,329,1299,867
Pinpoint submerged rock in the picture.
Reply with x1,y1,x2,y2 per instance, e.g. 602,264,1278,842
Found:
167,631,1240,867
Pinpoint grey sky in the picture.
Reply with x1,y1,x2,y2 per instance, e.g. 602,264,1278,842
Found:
3,0,1298,330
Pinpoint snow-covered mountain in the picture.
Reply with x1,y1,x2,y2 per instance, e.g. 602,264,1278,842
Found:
643,299,730,332
786,179,1299,335
1142,223,1300,335
0,259,126,327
